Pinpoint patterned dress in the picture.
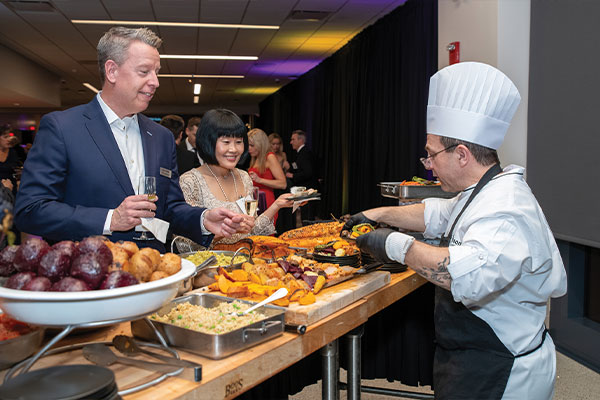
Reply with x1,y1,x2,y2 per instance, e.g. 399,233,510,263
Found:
179,168,275,248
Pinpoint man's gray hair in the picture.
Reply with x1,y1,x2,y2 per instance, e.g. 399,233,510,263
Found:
97,27,162,85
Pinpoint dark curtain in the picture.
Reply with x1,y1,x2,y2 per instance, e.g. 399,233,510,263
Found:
259,0,438,218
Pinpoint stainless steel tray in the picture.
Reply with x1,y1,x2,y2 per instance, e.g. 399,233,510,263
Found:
378,182,457,199
131,293,285,360
180,250,249,288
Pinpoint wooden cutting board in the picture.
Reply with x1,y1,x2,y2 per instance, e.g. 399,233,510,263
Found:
284,271,391,325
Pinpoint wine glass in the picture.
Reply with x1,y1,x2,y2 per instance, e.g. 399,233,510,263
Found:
138,176,156,239
245,187,260,216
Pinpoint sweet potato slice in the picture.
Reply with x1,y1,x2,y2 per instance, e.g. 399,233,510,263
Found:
217,267,235,282
312,275,326,294
272,298,290,307
218,274,231,293
226,285,249,298
298,292,316,305
249,272,262,285
230,269,249,282
289,289,306,302
250,294,268,302
247,283,267,296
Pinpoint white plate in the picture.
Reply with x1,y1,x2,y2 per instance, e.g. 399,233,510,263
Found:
0,259,195,327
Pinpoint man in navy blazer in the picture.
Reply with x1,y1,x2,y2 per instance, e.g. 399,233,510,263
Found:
15,27,250,251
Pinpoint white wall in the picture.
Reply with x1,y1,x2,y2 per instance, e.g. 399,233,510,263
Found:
438,0,530,168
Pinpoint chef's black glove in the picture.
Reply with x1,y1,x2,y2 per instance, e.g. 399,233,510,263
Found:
356,228,394,264
342,212,377,233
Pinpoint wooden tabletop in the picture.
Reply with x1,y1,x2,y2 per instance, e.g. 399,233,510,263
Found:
3,270,427,400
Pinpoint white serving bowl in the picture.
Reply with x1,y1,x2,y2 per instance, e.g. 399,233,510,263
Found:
0,259,195,327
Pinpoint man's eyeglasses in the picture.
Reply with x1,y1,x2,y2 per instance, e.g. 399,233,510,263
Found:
420,144,458,169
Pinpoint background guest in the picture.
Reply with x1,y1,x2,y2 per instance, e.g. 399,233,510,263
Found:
177,116,202,175
268,132,290,173
0,125,22,195
286,129,319,223
159,114,185,146
248,129,287,223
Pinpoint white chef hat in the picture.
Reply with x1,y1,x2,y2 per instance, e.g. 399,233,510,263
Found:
427,62,521,150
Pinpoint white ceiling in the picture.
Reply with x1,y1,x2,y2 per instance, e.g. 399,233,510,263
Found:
0,0,405,115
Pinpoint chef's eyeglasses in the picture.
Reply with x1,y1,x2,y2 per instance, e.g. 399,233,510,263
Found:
420,144,458,168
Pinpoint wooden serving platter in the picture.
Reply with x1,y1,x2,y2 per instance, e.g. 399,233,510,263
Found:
284,271,390,325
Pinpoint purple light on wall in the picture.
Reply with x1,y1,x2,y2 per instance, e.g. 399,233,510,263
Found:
252,59,321,78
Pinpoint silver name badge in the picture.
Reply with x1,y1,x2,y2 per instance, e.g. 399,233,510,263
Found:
159,167,172,178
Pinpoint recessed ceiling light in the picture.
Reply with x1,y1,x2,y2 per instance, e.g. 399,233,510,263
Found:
160,55,257,61
193,84,201,95
71,20,279,30
83,83,99,93
193,96,199,104
158,74,244,79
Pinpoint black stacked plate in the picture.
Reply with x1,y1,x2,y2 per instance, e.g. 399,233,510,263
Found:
312,252,360,267
360,251,407,273
0,365,120,400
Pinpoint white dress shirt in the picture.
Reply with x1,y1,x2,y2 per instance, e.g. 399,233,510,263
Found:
96,93,145,234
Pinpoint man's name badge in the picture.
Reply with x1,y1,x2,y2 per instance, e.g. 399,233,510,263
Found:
159,167,172,178
292,162,298,169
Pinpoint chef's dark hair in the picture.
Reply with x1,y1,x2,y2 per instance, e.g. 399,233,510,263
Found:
440,136,500,166
196,109,248,166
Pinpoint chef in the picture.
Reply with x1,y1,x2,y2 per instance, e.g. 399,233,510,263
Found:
344,62,567,399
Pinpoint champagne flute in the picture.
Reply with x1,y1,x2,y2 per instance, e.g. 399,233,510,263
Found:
138,176,156,239
245,187,260,217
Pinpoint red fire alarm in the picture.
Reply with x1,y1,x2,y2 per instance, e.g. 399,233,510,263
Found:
447,42,460,65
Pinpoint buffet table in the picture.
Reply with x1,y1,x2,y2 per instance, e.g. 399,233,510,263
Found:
1,270,427,399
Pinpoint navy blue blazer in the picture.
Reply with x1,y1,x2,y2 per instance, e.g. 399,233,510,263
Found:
15,98,212,247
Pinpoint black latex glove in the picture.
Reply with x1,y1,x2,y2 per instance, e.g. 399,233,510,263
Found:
356,228,394,264
342,212,377,233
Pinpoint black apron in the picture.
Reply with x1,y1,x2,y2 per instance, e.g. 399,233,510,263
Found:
433,164,547,400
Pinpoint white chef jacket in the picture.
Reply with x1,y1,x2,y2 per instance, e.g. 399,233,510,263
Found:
422,164,567,399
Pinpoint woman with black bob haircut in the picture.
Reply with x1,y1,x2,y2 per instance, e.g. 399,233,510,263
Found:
195,109,248,165
179,109,295,249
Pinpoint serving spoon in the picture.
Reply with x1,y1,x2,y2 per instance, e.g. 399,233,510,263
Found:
233,287,288,316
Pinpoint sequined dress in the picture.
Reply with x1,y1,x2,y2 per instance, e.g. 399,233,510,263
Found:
179,168,275,247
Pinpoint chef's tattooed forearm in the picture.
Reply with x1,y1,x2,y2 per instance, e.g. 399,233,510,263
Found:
418,256,452,289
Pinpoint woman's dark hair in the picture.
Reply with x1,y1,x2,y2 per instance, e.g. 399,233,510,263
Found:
196,109,248,165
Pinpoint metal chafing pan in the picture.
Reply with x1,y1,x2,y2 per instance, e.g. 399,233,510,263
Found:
130,293,285,360
378,182,457,199
180,248,251,289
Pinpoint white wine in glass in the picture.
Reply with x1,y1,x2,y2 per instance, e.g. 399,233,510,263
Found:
139,176,157,200
137,176,156,240
245,187,259,216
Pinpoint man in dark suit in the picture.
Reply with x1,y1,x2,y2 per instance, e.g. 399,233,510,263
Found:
176,116,202,174
286,129,319,223
15,27,250,251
